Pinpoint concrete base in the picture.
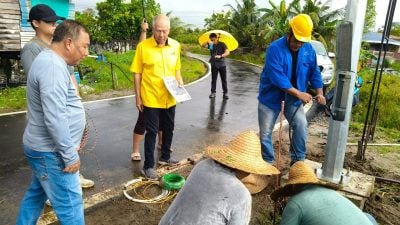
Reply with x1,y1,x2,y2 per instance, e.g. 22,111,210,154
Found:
306,159,375,209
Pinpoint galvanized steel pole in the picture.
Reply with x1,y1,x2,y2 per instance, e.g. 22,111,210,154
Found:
319,0,367,184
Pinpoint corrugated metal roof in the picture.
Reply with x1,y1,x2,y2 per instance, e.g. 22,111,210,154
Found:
362,31,400,46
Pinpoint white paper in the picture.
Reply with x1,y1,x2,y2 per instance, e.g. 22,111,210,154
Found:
163,76,191,103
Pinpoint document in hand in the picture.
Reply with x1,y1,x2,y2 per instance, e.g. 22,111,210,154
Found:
163,76,191,103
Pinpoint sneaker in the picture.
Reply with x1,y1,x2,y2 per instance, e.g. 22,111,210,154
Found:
80,174,95,189
209,93,216,98
223,94,229,99
158,158,180,166
141,168,159,180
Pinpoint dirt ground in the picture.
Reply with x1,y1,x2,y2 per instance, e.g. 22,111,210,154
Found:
80,109,399,225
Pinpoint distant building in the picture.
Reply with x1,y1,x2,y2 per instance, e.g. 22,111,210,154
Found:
362,31,400,62
0,0,75,86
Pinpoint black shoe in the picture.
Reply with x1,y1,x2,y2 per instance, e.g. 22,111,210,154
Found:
223,94,229,99
209,93,216,98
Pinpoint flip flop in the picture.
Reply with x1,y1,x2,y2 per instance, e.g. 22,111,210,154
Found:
131,153,141,161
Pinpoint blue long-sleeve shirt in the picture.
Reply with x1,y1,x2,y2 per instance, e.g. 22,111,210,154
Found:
23,49,85,167
258,36,323,111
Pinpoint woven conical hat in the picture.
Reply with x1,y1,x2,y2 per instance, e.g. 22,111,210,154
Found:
206,130,280,176
271,161,337,201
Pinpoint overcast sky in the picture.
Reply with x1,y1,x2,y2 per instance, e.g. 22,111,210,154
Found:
73,0,399,30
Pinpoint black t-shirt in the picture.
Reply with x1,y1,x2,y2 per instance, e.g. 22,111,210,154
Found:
290,50,298,88
209,41,227,68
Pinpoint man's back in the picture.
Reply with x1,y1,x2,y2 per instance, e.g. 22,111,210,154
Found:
280,185,373,225
159,158,251,225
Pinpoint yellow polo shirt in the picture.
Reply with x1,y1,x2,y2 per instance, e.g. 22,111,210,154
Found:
130,36,181,108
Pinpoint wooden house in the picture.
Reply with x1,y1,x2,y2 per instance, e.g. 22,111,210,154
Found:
0,0,75,85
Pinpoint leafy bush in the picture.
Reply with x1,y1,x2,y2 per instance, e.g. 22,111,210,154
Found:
352,68,400,132
0,87,26,113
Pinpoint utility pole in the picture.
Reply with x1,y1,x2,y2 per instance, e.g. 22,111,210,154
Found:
318,0,368,184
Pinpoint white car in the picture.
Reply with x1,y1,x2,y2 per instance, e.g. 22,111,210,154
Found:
309,40,335,90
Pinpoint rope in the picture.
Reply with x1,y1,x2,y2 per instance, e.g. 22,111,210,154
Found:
79,109,98,154
123,177,177,204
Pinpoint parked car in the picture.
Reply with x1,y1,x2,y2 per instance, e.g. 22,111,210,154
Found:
309,40,335,92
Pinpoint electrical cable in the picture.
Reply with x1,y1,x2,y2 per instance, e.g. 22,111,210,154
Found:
123,177,177,204
288,103,301,162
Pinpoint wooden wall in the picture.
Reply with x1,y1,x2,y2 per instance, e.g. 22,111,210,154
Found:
0,0,75,52
0,0,21,51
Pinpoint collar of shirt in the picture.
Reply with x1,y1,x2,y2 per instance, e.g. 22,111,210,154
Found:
151,36,169,47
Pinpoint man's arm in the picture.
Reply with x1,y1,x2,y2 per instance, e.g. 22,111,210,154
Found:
286,87,313,104
39,65,80,168
215,43,230,59
139,18,148,43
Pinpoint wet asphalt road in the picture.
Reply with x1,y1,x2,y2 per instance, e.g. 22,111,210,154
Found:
0,54,263,224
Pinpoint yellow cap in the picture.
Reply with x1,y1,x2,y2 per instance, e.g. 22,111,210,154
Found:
289,14,313,42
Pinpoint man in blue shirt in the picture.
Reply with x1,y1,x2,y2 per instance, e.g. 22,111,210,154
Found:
258,14,326,165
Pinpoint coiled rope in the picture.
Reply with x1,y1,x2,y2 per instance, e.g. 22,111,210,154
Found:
123,177,177,204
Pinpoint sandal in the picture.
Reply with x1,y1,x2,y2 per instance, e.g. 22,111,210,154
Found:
131,153,141,161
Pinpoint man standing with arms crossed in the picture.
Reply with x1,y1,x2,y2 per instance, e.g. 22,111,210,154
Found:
130,14,183,180
258,14,326,166
16,20,90,225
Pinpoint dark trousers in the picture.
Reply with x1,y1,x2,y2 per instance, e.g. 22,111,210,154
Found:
211,66,228,94
143,106,175,169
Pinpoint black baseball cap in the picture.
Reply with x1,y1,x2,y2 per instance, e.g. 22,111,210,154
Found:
28,4,65,22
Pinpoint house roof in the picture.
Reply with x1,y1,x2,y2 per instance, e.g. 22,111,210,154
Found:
362,32,400,46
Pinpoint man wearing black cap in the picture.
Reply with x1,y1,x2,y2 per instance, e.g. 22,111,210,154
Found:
21,4,94,190
21,4,65,74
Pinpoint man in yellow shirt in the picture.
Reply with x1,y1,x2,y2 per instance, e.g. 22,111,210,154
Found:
130,14,183,180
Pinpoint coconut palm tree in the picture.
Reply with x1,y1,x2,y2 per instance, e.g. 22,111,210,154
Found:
296,0,345,51
224,0,263,48
258,0,300,43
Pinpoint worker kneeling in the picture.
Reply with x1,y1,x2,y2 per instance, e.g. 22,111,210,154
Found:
271,161,378,225
159,130,280,225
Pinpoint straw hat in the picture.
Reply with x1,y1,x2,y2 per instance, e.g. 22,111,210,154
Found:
241,174,270,194
206,130,280,176
270,161,336,201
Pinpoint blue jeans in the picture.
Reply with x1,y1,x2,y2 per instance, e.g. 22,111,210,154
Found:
16,146,84,225
258,97,307,163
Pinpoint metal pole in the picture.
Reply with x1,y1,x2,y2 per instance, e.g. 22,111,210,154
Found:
111,62,115,90
318,0,367,184
141,0,146,19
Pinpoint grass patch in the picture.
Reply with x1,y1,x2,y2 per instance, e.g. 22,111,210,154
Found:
351,68,400,131
0,87,26,113
0,50,206,113
79,50,206,94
